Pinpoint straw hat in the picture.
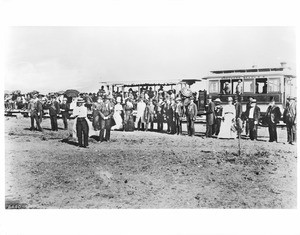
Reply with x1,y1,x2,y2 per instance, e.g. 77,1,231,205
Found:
116,96,122,103
77,98,84,103
214,98,221,103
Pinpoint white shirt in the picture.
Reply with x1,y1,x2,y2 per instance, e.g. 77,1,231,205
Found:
137,101,146,116
73,105,87,118
249,106,255,118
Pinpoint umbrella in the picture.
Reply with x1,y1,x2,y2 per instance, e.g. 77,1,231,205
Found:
180,87,193,97
28,90,39,95
56,90,65,95
12,90,21,95
64,89,80,97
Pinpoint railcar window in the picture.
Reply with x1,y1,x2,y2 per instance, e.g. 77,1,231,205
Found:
255,78,267,94
268,78,280,92
243,79,254,92
209,80,219,93
220,80,231,94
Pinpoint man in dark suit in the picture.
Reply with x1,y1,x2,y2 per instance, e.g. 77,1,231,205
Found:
185,96,198,137
205,95,215,137
47,95,60,131
245,99,260,140
28,93,43,131
266,97,281,142
175,97,184,135
245,97,254,137
283,96,297,145
156,97,165,132
60,97,70,130
165,98,175,134
99,94,114,142
213,98,223,136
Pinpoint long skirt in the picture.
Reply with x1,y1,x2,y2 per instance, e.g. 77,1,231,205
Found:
218,113,236,139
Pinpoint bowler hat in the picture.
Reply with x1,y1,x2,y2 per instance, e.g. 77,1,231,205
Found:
207,95,212,100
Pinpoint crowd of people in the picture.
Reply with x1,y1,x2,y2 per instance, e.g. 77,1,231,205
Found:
4,85,297,148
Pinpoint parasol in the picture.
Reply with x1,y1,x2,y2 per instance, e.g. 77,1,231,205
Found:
28,90,39,95
180,87,193,97
56,90,65,95
64,89,80,98
12,90,21,95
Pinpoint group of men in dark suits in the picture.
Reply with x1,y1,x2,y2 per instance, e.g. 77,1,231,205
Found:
28,94,70,132
92,94,115,142
205,94,297,144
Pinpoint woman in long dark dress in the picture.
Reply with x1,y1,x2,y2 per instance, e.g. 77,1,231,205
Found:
123,98,135,131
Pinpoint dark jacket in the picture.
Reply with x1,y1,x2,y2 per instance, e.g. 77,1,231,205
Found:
99,101,114,119
185,102,198,119
245,105,260,122
60,102,70,114
283,102,296,124
47,100,60,116
214,105,223,118
28,99,43,115
206,101,215,125
266,105,281,124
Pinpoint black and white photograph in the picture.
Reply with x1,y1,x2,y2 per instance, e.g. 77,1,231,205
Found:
4,26,297,209
1,1,299,235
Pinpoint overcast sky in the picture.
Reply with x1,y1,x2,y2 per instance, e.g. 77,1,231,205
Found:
5,27,296,94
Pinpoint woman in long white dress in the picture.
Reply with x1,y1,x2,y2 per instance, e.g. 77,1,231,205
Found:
218,96,236,139
111,96,123,130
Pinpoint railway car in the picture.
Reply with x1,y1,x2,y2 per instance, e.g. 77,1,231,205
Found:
198,63,296,120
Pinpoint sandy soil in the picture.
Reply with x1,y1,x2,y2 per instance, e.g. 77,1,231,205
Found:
5,115,297,208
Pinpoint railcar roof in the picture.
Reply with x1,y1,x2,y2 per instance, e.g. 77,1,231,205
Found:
202,68,296,79
99,78,202,87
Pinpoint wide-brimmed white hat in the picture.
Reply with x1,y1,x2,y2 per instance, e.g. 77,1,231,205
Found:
77,98,84,103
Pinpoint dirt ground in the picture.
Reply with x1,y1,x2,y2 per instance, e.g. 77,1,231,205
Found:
5,115,297,209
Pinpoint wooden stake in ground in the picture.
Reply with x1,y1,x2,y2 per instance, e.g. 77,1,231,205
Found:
236,117,242,157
